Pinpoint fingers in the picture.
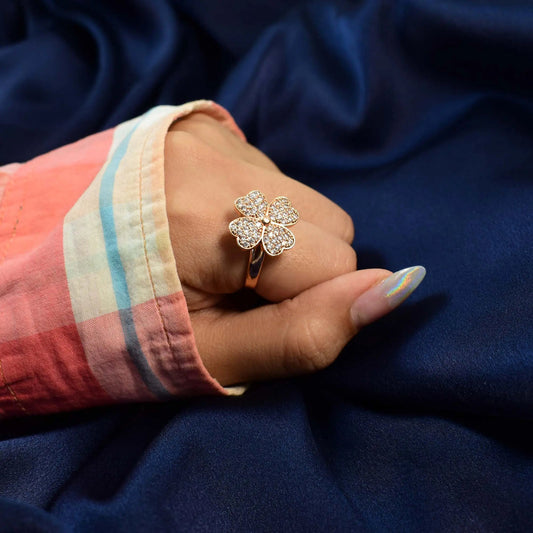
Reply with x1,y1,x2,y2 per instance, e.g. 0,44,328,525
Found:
166,126,354,245
254,220,357,301
265,174,355,245
173,207,357,300
192,266,426,386
233,161,355,245
166,134,358,299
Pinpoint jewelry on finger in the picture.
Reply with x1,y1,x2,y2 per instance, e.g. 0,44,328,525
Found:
229,190,299,289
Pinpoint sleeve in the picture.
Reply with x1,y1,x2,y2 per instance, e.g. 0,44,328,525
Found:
0,100,247,418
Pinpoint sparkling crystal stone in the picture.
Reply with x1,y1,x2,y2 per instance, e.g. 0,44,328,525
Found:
235,190,268,218
262,223,295,256
267,197,299,226
229,217,264,249
230,191,298,256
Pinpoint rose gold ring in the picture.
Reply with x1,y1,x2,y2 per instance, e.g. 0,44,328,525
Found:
229,190,299,289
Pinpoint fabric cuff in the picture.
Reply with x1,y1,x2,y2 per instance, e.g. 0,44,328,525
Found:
65,101,247,404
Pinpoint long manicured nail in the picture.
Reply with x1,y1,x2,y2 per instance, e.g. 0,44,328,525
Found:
379,266,427,307
350,266,426,327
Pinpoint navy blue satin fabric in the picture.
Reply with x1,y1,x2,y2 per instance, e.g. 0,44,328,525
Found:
1,1,532,531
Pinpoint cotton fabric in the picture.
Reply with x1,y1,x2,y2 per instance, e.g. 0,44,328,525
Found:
0,101,245,417
0,1,532,531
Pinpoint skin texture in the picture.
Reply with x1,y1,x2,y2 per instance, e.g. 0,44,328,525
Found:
164,112,395,386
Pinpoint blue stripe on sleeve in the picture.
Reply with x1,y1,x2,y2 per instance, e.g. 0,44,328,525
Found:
99,124,172,400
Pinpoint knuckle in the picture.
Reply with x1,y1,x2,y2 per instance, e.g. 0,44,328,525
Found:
166,130,208,160
331,242,358,275
170,111,218,134
180,118,216,142
166,130,233,177
248,147,279,171
341,211,355,244
347,244,358,271
278,301,332,374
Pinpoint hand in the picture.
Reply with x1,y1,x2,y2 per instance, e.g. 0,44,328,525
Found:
164,112,425,386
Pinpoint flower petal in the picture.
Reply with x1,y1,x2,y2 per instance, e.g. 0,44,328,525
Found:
262,223,296,256
234,190,269,218
267,196,299,226
229,217,264,249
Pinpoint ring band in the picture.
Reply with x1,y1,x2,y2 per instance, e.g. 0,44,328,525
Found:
229,190,299,289
245,243,266,289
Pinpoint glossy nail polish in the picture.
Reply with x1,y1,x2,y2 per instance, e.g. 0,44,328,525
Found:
379,266,427,308
350,266,426,327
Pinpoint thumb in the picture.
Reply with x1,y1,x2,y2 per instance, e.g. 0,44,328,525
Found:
194,266,426,386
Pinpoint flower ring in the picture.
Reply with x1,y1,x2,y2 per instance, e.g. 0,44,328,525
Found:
229,190,299,289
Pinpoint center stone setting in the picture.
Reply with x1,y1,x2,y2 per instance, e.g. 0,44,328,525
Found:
262,216,270,224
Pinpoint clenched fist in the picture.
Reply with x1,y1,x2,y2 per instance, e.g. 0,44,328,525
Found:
164,112,425,387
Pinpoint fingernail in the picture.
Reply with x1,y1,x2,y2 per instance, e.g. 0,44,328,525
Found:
350,266,426,326
379,265,427,307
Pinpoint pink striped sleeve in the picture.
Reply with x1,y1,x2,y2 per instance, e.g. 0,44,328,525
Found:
0,100,246,418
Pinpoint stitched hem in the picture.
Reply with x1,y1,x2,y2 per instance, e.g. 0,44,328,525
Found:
136,102,235,396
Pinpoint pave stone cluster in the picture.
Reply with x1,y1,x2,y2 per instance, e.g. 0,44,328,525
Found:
234,190,269,218
267,197,299,225
229,217,264,249
262,223,295,255
229,190,299,256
